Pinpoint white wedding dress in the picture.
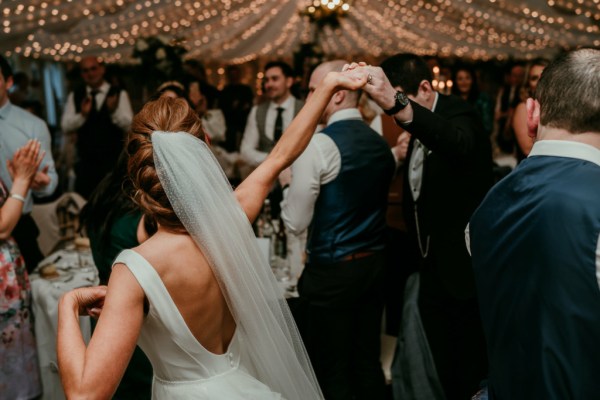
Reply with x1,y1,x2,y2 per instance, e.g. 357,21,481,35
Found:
114,249,284,399
115,131,321,400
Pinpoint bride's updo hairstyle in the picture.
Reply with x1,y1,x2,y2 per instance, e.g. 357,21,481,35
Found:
127,96,205,233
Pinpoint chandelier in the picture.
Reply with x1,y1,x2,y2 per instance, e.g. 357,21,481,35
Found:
300,0,351,29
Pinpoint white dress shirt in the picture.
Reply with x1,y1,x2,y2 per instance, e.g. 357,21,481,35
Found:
60,81,133,133
280,108,364,234
407,92,439,202
240,95,296,167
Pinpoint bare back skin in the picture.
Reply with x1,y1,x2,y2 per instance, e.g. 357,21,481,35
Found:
132,229,236,355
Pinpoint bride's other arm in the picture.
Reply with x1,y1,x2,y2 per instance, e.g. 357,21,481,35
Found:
235,69,367,223
57,264,145,399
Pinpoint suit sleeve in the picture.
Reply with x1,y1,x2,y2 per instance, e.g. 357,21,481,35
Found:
405,99,482,161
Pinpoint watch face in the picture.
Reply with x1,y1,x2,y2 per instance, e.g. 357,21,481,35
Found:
385,90,409,115
395,91,409,106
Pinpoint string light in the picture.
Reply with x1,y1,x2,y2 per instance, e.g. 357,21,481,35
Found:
0,0,599,64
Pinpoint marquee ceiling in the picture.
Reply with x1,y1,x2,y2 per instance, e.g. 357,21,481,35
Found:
1,0,599,64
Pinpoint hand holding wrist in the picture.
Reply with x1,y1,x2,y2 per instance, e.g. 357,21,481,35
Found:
59,292,80,316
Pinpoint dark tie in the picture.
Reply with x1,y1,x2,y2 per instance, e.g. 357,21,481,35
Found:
273,107,284,143
90,89,99,114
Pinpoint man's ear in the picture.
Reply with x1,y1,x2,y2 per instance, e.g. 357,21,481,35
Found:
333,90,345,105
417,80,435,108
5,76,13,91
526,98,540,138
420,80,433,94
286,76,294,89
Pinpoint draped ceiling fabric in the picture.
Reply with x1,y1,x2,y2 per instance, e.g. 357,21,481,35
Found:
1,0,599,64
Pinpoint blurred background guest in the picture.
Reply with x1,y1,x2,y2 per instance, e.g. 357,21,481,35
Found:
494,62,524,154
61,56,133,198
0,140,44,400
0,56,58,272
241,61,303,217
219,65,254,154
8,72,32,107
150,81,188,101
182,59,219,109
509,58,549,162
452,65,494,136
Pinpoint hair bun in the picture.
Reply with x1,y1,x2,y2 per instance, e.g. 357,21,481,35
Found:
127,97,205,233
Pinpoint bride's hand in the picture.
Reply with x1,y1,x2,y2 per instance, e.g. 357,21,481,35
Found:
323,69,369,92
67,286,108,319
340,63,400,114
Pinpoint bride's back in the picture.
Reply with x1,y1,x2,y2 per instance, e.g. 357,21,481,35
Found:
134,229,236,355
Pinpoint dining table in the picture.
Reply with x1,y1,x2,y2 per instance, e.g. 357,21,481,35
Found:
30,242,99,400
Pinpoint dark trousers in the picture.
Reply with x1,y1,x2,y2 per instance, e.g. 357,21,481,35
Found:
384,227,417,336
418,268,488,400
299,252,387,400
13,214,44,273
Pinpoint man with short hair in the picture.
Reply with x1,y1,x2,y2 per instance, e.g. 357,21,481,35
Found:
358,54,493,399
241,61,303,216
61,56,133,198
467,48,600,399
240,61,303,168
0,55,58,271
280,60,394,399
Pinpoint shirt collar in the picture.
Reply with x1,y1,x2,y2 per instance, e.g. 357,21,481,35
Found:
327,108,362,126
0,100,12,119
431,92,439,112
529,140,600,168
88,81,109,94
270,95,295,111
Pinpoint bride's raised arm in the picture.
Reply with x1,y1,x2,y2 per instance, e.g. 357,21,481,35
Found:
235,68,367,222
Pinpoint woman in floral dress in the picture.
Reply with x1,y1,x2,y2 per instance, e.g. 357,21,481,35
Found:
0,140,44,400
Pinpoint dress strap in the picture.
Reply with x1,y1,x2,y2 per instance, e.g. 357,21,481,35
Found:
113,249,206,354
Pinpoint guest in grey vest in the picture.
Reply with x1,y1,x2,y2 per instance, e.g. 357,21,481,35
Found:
240,61,303,168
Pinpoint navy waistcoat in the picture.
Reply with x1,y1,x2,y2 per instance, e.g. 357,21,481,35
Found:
470,155,600,399
307,118,394,264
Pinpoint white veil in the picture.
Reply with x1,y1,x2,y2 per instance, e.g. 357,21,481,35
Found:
152,131,323,400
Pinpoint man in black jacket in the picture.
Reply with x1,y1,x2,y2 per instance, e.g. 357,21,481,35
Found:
356,54,493,399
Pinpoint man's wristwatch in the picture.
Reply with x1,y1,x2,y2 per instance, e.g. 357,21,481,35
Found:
384,91,410,115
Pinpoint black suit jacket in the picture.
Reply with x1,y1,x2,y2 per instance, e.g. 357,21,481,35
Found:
402,94,493,299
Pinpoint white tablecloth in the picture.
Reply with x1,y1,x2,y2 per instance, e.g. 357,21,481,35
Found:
30,246,99,400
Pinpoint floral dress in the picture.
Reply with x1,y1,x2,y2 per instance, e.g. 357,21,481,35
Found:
0,181,41,400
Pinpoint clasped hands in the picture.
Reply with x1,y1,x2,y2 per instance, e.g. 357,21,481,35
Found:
6,139,47,190
81,93,119,117
332,62,396,109
61,286,107,319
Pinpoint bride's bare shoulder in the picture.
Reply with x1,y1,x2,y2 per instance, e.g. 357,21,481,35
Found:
132,231,208,275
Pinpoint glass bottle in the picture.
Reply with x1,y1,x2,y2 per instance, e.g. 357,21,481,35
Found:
274,216,287,259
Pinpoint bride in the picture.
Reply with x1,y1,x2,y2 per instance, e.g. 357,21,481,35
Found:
57,68,368,399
